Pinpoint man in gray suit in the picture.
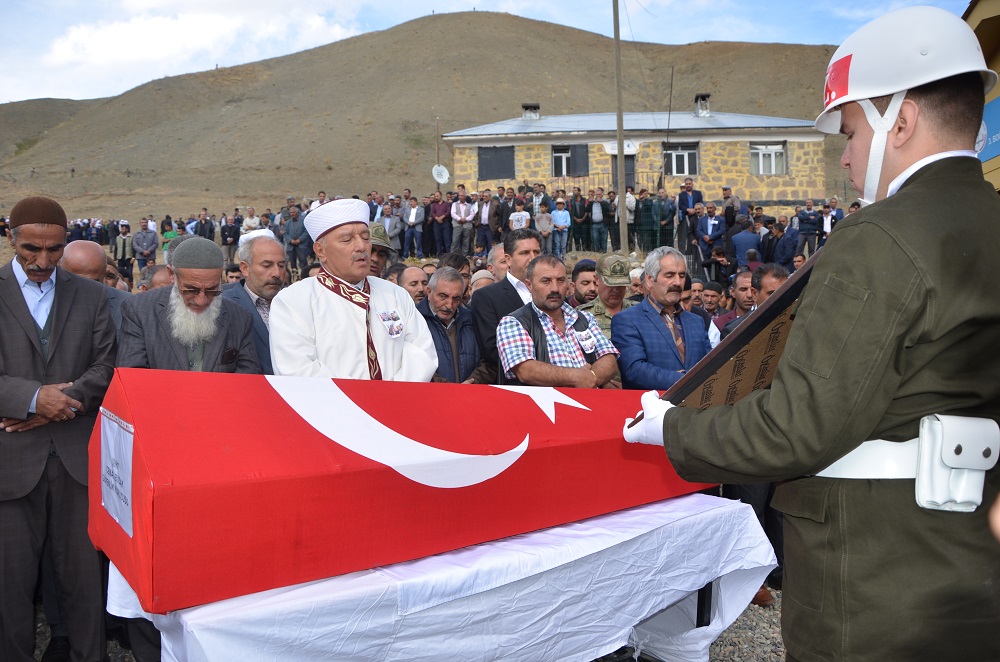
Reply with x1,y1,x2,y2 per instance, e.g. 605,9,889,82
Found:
117,237,260,373
60,239,131,331
113,236,258,659
0,196,117,662
221,235,286,374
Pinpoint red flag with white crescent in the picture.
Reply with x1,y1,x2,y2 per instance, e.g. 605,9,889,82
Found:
89,369,711,612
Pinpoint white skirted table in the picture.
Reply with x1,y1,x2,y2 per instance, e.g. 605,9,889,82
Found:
110,493,776,662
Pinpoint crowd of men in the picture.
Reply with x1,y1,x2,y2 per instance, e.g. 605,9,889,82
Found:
4,7,999,662
2,187,804,661
2,178,852,300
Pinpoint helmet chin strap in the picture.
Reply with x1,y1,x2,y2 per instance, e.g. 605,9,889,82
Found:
857,91,907,206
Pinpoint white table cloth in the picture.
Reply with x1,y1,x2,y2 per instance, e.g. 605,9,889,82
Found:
111,493,775,661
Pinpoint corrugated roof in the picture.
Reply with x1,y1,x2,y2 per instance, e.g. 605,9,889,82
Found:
444,111,816,138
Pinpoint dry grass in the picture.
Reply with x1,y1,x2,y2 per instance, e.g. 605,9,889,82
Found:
0,12,843,220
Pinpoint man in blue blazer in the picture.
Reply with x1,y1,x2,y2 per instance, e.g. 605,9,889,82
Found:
612,246,711,390
220,235,287,374
676,178,704,253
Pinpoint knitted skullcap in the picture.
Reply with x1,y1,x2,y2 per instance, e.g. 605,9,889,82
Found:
171,236,224,269
9,196,67,229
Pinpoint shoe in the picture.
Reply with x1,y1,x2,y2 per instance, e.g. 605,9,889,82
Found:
41,635,71,662
766,572,783,592
751,585,775,607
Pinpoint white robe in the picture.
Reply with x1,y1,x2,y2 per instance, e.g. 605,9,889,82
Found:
269,275,437,381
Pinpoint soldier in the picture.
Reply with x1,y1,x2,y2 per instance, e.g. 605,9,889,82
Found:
625,8,1000,660
576,254,635,340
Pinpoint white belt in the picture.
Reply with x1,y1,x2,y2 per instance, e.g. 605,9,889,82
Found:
816,438,917,479
814,415,1000,513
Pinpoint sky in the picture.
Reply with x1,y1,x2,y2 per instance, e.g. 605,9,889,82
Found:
0,0,970,104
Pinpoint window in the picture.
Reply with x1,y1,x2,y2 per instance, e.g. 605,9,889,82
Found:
663,143,699,176
552,145,589,177
478,147,515,180
750,143,786,175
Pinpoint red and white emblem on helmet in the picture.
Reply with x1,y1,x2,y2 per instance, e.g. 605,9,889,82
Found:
824,54,852,109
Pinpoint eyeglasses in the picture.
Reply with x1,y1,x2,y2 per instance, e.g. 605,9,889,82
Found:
179,287,223,299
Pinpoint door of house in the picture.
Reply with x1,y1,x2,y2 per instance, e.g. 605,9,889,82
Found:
611,155,636,191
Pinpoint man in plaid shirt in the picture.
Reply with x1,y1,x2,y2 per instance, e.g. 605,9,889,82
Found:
497,255,619,387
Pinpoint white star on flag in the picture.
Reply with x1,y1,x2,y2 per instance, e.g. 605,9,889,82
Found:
490,385,590,423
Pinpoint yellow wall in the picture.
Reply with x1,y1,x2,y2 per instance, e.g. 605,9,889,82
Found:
966,0,1000,189
451,139,827,217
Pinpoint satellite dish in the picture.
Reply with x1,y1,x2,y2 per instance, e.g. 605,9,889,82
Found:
976,121,988,154
432,164,450,185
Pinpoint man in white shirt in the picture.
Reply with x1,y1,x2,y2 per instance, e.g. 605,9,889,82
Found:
241,207,261,233
309,191,327,211
269,198,437,381
450,191,476,256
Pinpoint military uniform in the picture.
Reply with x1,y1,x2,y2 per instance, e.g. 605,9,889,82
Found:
664,157,1000,660
576,296,635,340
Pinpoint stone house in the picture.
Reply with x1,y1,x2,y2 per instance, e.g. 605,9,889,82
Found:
965,0,1000,190
442,98,827,217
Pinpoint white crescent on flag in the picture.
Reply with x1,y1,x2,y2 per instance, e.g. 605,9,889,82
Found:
265,376,529,489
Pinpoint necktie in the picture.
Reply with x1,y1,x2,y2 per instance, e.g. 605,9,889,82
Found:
661,307,686,364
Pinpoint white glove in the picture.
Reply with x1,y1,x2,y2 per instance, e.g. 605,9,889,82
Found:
623,390,675,445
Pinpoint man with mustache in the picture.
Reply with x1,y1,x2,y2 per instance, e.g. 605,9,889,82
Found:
268,199,437,381
117,237,259,374
611,246,710,390
496,255,618,388
221,235,287,375
113,236,259,660
417,266,492,384
0,196,116,662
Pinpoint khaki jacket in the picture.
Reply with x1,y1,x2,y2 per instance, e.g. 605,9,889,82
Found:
665,157,1000,661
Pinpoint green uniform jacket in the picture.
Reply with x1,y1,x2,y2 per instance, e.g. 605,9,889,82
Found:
664,157,1000,661
576,296,635,339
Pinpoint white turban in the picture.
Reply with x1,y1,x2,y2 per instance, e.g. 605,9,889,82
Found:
238,228,276,247
304,198,370,241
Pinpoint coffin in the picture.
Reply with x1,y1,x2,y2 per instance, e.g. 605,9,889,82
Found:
89,369,711,613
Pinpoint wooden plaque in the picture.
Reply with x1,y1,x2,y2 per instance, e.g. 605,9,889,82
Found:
665,253,818,409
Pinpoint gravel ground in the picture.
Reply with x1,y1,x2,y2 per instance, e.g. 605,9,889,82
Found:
34,595,783,661
710,590,785,661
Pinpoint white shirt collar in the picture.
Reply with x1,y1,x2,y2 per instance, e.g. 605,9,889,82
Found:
11,258,56,290
886,150,977,198
506,271,531,304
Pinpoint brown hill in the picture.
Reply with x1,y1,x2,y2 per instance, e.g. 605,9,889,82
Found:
0,11,847,218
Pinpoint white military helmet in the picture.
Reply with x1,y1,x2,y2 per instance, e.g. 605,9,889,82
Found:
815,6,998,204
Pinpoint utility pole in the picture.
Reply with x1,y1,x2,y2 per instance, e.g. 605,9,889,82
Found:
435,116,442,193
613,0,629,254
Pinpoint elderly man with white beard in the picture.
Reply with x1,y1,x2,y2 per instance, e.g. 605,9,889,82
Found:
117,236,260,373
111,236,259,662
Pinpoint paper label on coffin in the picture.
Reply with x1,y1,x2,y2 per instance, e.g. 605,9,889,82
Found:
100,408,134,538
89,370,711,613
665,253,817,408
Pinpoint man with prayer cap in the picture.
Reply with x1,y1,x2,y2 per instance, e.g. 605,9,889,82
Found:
269,198,437,380
112,236,259,659
117,236,260,373
0,196,116,662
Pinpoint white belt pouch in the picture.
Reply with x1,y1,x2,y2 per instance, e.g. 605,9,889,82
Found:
916,414,999,512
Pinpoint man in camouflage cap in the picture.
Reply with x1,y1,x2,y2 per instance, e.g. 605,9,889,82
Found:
576,253,635,340
369,222,395,278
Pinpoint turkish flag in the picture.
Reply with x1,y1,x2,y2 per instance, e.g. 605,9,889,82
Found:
824,54,853,108
89,369,711,612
